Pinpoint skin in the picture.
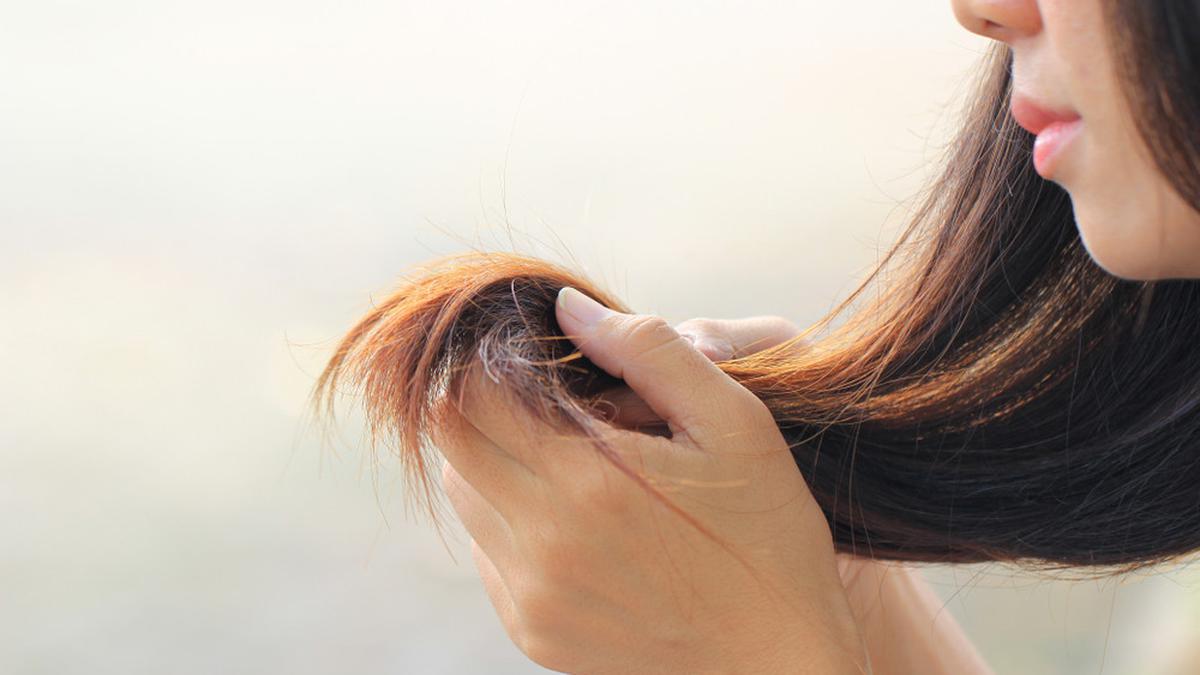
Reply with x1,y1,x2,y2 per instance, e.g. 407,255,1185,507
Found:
953,0,1200,280
435,1,1200,671
438,293,868,674
589,316,993,675
439,292,990,674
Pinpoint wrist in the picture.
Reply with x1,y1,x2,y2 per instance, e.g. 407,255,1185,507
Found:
841,560,991,675
702,604,869,674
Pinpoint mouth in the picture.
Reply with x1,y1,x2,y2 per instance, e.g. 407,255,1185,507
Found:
1010,94,1084,179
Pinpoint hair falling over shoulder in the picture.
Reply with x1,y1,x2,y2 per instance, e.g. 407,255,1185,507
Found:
316,37,1200,571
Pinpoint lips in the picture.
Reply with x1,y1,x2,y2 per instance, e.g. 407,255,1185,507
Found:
1010,95,1084,178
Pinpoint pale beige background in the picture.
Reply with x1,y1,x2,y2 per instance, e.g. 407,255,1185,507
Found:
4,2,1199,673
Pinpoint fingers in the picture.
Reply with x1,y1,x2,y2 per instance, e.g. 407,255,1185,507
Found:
555,287,768,442
674,316,804,361
447,353,675,494
594,384,667,433
447,358,600,472
433,396,538,521
472,541,517,623
597,317,803,430
441,458,516,559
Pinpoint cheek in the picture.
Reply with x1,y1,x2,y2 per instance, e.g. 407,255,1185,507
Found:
1037,0,1200,279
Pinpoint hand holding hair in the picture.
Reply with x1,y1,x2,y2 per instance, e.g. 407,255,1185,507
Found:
600,315,807,432
433,286,869,674
561,309,991,674
317,246,1200,572
312,4,1200,669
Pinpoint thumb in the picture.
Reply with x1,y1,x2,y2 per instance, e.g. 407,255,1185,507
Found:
555,287,760,437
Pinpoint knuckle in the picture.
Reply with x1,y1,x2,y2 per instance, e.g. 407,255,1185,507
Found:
760,314,800,332
733,388,775,426
514,584,568,642
515,627,570,672
746,316,804,355
617,314,680,361
624,313,675,339
517,586,559,628
674,316,717,338
759,316,803,347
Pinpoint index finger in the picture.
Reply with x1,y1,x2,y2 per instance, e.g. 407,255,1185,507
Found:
555,288,769,444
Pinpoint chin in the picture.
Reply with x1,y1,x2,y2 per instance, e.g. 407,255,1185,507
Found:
1068,167,1200,281
1074,216,1169,281
1083,247,1161,280
1075,223,1200,281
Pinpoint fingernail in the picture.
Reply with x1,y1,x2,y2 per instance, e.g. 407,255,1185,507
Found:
557,287,615,327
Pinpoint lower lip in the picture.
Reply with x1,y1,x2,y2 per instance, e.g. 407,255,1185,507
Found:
1032,119,1084,178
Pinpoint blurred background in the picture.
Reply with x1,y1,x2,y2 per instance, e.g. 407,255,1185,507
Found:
4,1,1199,673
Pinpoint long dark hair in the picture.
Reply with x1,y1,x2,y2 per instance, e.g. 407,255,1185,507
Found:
315,5,1200,571
1107,0,1200,208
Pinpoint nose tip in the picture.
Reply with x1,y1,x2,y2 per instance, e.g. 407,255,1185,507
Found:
952,0,1043,42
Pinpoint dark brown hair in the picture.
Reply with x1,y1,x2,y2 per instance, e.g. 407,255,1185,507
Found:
316,5,1200,571
1107,0,1200,209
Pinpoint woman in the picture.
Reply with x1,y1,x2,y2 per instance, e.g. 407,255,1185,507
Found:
321,0,1200,672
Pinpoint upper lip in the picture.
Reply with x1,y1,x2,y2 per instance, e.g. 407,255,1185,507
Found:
1010,94,1081,135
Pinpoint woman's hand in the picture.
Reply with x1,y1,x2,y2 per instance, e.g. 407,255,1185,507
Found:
435,288,869,674
666,316,993,675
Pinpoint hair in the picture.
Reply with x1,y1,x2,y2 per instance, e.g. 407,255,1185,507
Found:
1106,0,1200,210
315,4,1200,572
